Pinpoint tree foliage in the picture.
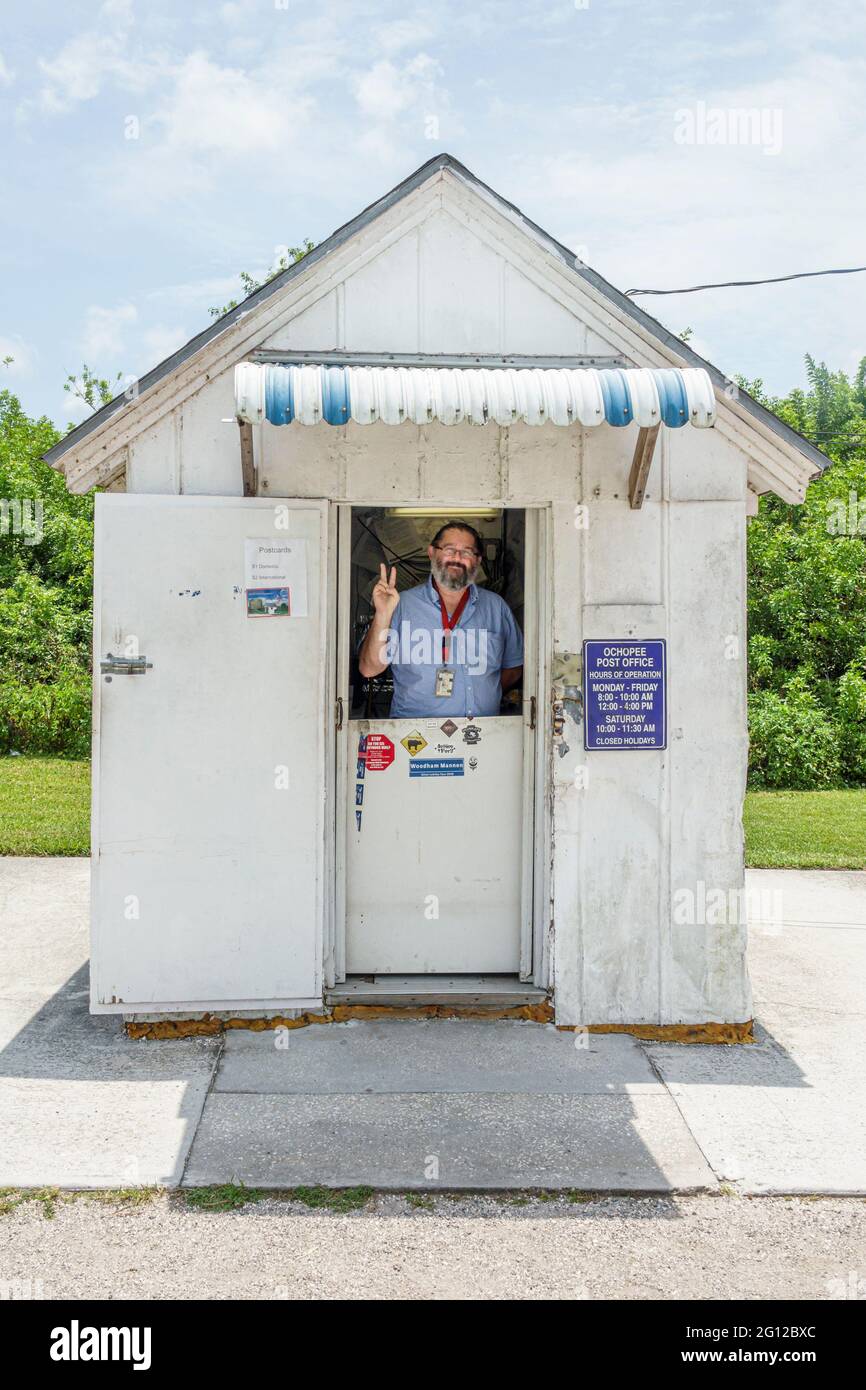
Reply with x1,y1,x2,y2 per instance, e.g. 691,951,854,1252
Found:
63,364,122,416
745,357,866,786
208,239,316,318
0,380,93,754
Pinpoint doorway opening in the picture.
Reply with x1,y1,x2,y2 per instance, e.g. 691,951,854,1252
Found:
334,505,541,990
348,507,525,720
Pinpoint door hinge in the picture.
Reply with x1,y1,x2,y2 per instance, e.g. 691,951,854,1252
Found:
528,695,537,729
335,696,344,731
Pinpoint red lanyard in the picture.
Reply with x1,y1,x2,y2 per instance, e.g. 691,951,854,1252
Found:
435,584,471,663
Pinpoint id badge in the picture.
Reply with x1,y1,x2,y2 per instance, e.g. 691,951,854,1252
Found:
435,667,455,698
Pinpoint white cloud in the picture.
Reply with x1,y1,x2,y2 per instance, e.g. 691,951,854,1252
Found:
37,0,153,113
146,275,240,308
348,51,453,164
94,44,322,208
521,45,866,392
354,60,410,121
540,52,866,254
356,125,404,165
0,49,14,85
102,0,134,20
141,323,188,364
218,0,260,26
773,0,866,45
372,18,436,57
158,51,311,156
80,304,138,362
354,54,443,122
25,3,449,212
58,389,94,426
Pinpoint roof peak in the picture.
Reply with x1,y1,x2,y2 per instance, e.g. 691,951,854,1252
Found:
44,151,830,492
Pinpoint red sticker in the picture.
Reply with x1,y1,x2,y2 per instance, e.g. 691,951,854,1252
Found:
362,734,395,771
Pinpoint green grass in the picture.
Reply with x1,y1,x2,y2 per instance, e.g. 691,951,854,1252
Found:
2,756,866,870
183,1183,265,1212
744,790,866,869
404,1193,435,1209
0,1187,164,1216
286,1185,374,1212
0,1187,62,1218
0,756,90,855
181,1184,374,1213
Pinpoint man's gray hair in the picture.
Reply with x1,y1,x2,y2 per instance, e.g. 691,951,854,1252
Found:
429,520,484,554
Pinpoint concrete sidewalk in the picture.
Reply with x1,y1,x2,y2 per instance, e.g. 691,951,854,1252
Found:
1,860,864,1193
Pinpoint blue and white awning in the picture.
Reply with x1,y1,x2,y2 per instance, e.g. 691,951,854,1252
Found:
235,363,716,430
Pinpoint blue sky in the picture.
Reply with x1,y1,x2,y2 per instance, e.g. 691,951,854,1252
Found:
2,0,864,427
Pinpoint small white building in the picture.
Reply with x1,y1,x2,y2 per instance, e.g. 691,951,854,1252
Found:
48,155,827,1034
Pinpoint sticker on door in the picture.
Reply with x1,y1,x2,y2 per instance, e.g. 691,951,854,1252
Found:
409,758,464,777
363,734,394,770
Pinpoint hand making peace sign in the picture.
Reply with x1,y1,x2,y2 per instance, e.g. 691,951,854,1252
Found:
371,562,400,620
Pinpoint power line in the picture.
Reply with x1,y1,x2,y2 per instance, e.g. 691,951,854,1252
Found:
625,265,866,297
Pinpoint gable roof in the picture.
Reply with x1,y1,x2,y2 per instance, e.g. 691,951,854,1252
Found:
44,152,831,491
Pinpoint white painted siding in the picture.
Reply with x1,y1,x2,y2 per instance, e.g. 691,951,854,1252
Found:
263,289,339,353
127,416,178,494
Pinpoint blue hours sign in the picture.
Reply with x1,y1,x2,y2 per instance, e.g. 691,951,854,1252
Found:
583,639,667,750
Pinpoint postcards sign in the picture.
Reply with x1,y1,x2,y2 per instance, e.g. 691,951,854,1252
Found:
244,539,308,618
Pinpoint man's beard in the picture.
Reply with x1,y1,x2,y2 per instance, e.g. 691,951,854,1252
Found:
432,555,478,591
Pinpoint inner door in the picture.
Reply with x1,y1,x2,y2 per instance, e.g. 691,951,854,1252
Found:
340,507,534,975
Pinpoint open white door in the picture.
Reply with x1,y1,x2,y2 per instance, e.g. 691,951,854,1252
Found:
91,494,328,1013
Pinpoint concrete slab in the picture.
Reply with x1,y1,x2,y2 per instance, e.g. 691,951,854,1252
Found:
644,868,866,1194
0,857,219,1188
183,1091,718,1191
2,858,866,1193
746,868,866,929
216,1019,661,1095
202,1022,703,1189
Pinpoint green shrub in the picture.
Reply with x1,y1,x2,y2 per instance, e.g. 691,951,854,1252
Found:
0,676,91,757
748,679,842,789
837,657,866,784
1,386,93,757
0,572,90,681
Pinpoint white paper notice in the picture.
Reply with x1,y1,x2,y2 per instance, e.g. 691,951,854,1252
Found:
244,538,308,618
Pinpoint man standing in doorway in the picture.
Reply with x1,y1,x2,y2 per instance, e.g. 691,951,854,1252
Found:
357,520,524,719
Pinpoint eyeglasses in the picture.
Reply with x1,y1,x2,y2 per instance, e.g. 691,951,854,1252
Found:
435,545,479,559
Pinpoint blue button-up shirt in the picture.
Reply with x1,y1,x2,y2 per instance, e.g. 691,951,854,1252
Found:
376,573,524,719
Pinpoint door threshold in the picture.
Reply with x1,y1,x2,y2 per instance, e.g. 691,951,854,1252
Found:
327,974,548,1010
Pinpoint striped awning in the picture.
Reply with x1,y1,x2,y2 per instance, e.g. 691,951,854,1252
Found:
234,363,715,430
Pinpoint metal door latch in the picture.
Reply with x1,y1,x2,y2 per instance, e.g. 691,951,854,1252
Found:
552,699,566,737
100,653,152,677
